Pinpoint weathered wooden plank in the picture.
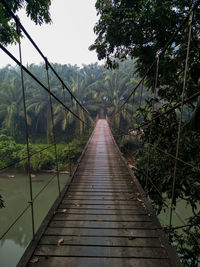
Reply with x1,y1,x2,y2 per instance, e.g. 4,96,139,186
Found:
74,174,130,177
69,185,134,189
40,235,161,247
27,257,171,267
71,181,132,185
65,191,138,197
71,181,131,185
56,209,146,215
34,245,168,258
72,179,131,182
75,174,130,176
64,195,137,200
45,228,159,238
73,179,131,182
68,189,133,192
73,177,130,181
53,214,152,222
77,169,129,172
49,220,156,229
61,199,141,205
59,203,143,209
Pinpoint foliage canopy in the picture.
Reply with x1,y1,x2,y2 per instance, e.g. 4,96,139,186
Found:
0,0,51,45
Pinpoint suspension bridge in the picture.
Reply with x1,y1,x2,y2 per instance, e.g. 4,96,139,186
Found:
0,0,199,266
16,119,180,266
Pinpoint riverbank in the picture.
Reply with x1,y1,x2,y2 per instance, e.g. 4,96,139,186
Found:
0,134,88,172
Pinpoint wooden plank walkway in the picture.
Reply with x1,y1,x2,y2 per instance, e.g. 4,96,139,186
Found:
18,119,181,267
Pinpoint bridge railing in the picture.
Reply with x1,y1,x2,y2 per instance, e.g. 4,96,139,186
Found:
0,0,94,255
108,1,200,264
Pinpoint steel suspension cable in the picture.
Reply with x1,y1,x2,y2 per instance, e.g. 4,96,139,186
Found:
62,84,66,106
169,11,193,229
17,21,35,239
146,55,160,189
139,80,144,108
45,59,61,194
131,93,135,118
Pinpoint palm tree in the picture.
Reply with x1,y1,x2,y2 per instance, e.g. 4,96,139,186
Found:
54,68,101,136
90,60,138,129
0,77,25,138
26,86,59,143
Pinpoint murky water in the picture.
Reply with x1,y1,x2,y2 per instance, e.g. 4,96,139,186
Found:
158,197,195,228
0,171,68,267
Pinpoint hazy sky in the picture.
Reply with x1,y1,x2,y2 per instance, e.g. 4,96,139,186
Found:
0,0,100,67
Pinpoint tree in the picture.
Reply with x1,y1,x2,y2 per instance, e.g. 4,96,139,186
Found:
91,59,138,128
26,86,57,144
61,72,94,136
0,0,52,45
90,0,200,99
54,63,106,136
0,75,25,137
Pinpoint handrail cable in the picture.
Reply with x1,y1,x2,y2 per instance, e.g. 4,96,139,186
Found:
0,0,92,120
139,80,144,107
45,59,61,194
148,143,200,174
113,121,200,174
169,10,193,229
146,56,160,189
124,87,200,134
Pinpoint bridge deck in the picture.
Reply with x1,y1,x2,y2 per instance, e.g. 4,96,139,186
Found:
19,119,180,267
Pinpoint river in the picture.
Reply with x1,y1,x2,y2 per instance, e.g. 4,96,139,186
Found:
0,171,69,267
